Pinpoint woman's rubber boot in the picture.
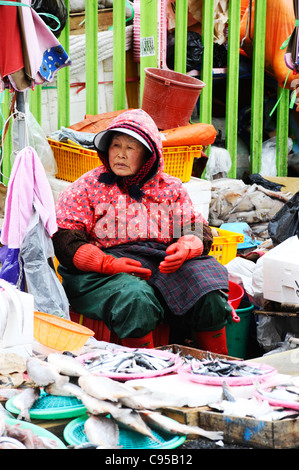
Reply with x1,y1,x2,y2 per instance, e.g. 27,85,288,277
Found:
120,332,154,349
195,327,228,355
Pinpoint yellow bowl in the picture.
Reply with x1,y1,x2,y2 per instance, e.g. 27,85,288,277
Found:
34,311,95,351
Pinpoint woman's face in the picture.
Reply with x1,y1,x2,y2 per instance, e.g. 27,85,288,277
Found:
108,132,147,177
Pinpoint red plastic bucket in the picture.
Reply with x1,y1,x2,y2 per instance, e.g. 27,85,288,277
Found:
141,67,205,130
228,281,244,323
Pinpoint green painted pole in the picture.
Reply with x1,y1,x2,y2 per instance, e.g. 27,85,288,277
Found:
226,0,241,179
29,86,42,125
199,0,214,126
276,87,290,176
250,0,267,174
1,90,12,184
113,0,126,110
174,0,188,74
140,0,158,101
57,0,70,128
85,0,98,115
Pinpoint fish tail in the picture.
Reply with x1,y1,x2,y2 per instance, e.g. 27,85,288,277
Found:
17,410,31,422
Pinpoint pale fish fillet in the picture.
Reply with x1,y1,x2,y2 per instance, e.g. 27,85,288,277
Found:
80,391,130,420
26,357,69,387
140,411,223,441
78,374,133,402
13,387,40,422
45,382,84,400
113,410,161,443
47,353,89,377
84,415,120,449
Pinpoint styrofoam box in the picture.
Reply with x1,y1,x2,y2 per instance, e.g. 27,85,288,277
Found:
183,177,212,222
263,236,299,305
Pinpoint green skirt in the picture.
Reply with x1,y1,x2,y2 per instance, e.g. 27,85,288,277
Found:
59,266,231,339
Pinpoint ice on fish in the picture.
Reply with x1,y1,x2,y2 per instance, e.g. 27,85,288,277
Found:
84,415,120,449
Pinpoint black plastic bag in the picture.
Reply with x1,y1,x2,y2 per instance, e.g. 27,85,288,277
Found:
268,191,299,245
31,0,68,38
167,31,204,72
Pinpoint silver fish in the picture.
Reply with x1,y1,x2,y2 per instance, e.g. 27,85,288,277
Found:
84,415,120,449
78,374,133,402
47,353,89,378
45,382,84,400
26,357,69,387
222,381,236,402
13,387,40,422
140,411,224,441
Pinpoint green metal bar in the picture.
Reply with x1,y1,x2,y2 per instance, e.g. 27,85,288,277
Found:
226,0,241,179
250,0,267,174
1,90,12,184
29,86,42,125
276,87,290,176
113,0,126,110
199,0,214,125
174,0,188,74
140,0,158,101
85,0,98,115
57,0,70,128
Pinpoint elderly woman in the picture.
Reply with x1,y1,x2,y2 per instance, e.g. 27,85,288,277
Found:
52,109,231,353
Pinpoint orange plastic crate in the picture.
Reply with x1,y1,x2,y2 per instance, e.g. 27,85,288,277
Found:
48,138,202,183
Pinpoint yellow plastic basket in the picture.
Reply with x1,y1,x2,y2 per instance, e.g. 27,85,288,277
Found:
48,138,202,183
209,227,244,265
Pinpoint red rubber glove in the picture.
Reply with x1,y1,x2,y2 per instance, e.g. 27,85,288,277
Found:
159,235,203,273
73,244,152,280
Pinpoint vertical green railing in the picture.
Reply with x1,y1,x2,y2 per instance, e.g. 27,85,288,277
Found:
0,0,291,181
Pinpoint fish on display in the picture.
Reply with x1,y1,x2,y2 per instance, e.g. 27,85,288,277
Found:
78,374,133,402
112,409,161,442
0,436,27,449
82,348,176,375
84,415,120,449
47,353,90,378
45,382,84,399
189,358,266,378
139,410,223,441
25,357,69,387
12,387,40,422
80,391,130,420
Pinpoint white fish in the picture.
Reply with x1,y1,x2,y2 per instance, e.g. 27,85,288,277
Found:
13,387,40,422
80,391,130,420
45,382,84,400
47,353,90,377
113,409,161,442
140,410,224,441
84,415,120,449
0,436,27,449
26,357,69,387
78,374,133,402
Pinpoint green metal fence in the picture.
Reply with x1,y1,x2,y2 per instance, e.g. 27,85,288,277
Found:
0,0,291,183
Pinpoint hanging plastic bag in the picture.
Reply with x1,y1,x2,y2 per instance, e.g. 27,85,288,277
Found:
12,103,58,176
0,236,25,291
31,0,68,37
20,210,70,319
268,191,299,245
205,145,232,180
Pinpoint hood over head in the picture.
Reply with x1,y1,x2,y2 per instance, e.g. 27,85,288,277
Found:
93,109,164,201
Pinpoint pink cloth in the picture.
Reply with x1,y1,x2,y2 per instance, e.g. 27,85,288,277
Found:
1,146,57,248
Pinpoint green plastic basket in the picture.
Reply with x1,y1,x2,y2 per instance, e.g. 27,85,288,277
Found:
6,390,87,420
64,414,186,450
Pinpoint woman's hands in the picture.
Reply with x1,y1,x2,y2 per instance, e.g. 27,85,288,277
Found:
159,235,203,273
73,244,151,280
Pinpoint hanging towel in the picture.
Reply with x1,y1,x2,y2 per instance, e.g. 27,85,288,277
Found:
1,146,57,249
